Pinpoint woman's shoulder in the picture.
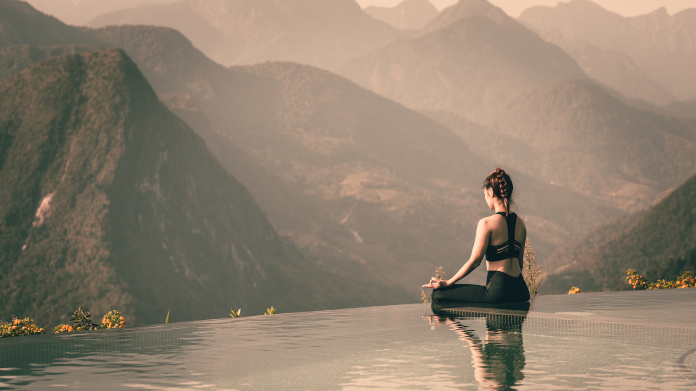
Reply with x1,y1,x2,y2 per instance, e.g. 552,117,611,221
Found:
512,213,527,234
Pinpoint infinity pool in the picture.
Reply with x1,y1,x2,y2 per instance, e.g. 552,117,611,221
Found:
1,289,695,390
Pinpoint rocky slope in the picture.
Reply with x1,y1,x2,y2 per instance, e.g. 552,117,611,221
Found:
0,48,383,326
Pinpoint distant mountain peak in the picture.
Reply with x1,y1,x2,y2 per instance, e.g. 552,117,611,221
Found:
364,0,438,30
86,0,401,70
647,6,669,17
422,0,510,34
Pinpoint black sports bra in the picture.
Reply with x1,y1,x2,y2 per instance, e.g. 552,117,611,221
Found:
485,212,522,262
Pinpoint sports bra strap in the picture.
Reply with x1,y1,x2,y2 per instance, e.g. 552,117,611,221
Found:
507,213,517,250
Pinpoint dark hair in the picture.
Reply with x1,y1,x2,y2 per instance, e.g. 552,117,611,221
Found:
483,167,513,215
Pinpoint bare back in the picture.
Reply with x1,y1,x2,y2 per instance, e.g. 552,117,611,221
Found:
484,213,526,277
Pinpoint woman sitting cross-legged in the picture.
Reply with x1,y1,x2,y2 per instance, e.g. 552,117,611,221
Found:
423,167,530,303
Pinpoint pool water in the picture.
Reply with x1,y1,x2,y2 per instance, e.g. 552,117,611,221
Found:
1,289,695,390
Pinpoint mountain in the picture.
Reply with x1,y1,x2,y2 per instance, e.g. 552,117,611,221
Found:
89,24,620,294
487,77,696,211
519,0,696,101
24,0,180,25
552,39,675,105
340,0,586,121
364,0,439,30
86,0,403,71
662,100,696,121
1,1,621,304
0,0,99,46
0,44,102,80
543,172,696,293
0,49,384,327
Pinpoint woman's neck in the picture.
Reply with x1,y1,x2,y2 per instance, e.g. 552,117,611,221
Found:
493,201,507,214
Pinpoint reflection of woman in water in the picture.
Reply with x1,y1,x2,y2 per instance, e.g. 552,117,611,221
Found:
427,310,528,390
423,168,530,303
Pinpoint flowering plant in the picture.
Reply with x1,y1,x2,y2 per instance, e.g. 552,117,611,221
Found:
567,286,582,294
101,310,126,329
626,269,695,290
1,316,45,338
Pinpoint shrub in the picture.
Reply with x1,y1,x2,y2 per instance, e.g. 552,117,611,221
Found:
435,266,445,280
523,238,547,296
55,307,126,333
1,316,45,338
53,324,74,333
69,307,99,331
568,286,582,294
626,269,695,290
101,310,126,329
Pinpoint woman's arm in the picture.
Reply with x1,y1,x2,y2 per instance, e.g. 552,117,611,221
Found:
516,218,527,271
423,218,490,289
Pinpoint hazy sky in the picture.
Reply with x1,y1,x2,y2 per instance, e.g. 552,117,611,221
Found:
355,0,696,17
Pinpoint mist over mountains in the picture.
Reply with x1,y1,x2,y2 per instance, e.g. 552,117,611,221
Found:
341,0,587,120
342,0,696,214
364,0,439,30
520,0,696,103
24,0,181,25
86,0,403,71
1,0,696,325
489,78,696,210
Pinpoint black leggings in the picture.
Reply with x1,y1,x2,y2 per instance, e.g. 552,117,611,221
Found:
432,271,530,304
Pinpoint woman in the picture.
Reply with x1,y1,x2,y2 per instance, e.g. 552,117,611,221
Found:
423,168,530,303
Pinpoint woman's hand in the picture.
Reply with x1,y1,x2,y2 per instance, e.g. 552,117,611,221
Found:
422,278,449,289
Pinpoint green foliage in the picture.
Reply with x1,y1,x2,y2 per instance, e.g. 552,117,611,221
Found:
626,269,695,290
229,308,243,318
548,173,696,293
101,310,126,329
420,290,428,303
567,286,582,294
0,316,45,338
54,307,126,333
68,307,98,331
434,266,445,280
523,238,546,296
264,306,276,315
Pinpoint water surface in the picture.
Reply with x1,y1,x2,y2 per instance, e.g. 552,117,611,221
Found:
1,289,695,390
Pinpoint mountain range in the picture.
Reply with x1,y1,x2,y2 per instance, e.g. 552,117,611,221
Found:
1,0,621,303
2,0,696,316
486,77,696,210
543,171,696,293
90,24,623,293
0,2,392,326
86,0,403,71
364,0,439,30
24,0,180,25
0,49,378,326
342,0,696,214
519,0,696,103
341,0,586,121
